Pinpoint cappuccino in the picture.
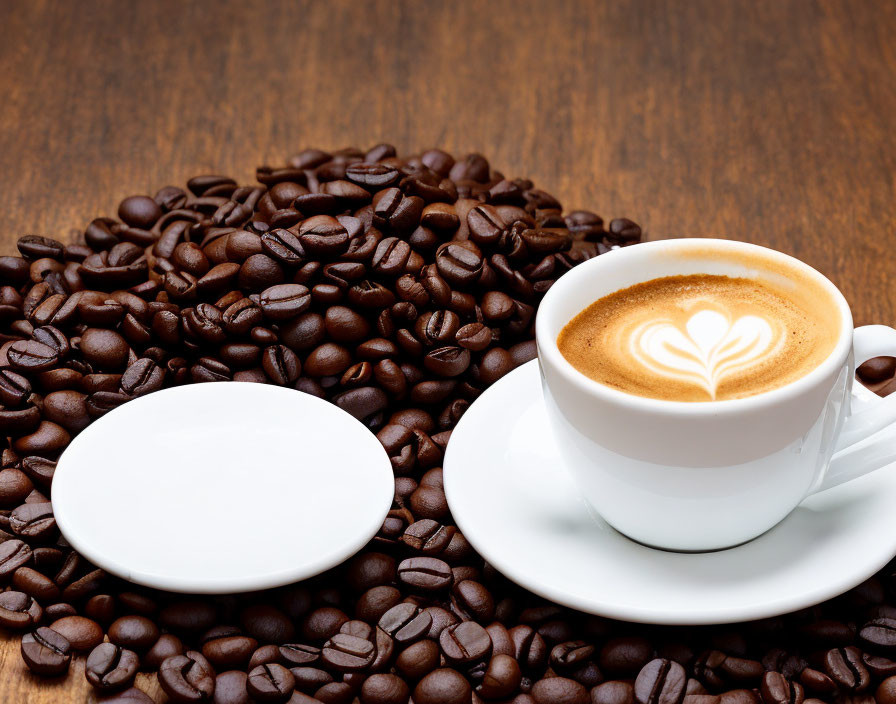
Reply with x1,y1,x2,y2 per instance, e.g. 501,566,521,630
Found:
557,273,840,401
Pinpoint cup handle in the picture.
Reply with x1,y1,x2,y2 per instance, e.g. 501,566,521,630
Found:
810,325,896,494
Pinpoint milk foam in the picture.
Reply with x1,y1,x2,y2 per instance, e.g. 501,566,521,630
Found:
629,309,780,399
557,273,840,402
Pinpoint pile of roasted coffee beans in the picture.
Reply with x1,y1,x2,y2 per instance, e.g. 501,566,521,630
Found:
0,144,894,704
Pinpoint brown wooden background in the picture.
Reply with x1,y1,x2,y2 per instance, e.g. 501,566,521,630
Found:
1,0,895,700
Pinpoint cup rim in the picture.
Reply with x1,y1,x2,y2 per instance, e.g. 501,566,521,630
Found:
535,238,855,416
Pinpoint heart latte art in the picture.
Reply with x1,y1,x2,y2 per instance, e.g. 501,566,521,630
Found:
630,310,781,399
557,274,840,402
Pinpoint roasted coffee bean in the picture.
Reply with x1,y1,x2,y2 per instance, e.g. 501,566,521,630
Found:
476,653,522,699
0,469,33,507
80,328,130,370
85,642,140,691
634,658,686,704
879,676,896,704
321,632,376,672
510,625,549,672
121,358,164,396
861,618,896,650
531,676,590,704
51,614,104,651
439,620,492,665
398,556,453,591
247,663,295,702
600,637,654,677
18,236,65,261
303,607,350,642
0,590,42,629
262,345,301,385
211,670,250,704
10,502,56,541
760,672,804,704
592,681,635,704
436,243,483,286
379,602,433,644
395,639,441,682
13,566,60,602
159,651,217,702
259,283,311,320
21,626,72,676
7,340,59,371
360,673,411,704
858,356,896,383
823,646,869,692
0,369,31,406
278,643,321,667
241,604,296,644
108,614,160,652
414,667,472,704
144,633,186,670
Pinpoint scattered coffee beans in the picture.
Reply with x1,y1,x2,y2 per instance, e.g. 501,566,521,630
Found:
0,145,892,703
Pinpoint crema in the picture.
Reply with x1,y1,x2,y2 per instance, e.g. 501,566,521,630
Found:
557,274,840,402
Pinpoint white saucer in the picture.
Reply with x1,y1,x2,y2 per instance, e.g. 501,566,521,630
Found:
444,360,896,625
52,383,393,594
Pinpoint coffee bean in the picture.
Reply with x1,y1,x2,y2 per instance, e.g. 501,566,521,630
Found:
822,646,869,692
857,356,896,383
159,651,217,702
108,614,160,653
359,673,410,704
439,620,492,665
593,681,635,704
18,236,65,261
436,243,483,286
8,340,59,371
414,668,472,704
319,632,375,672
259,283,311,320
208,670,249,704
145,633,186,670
262,345,301,385
303,607,350,642
476,653,522,699
760,672,804,704
80,328,130,370
423,346,471,377
600,637,654,677
0,369,32,406
85,642,140,691
241,604,296,644
0,590,42,629
97,687,155,703
878,676,896,704
861,618,896,650
277,643,321,667
398,557,453,592
634,659,686,704
13,566,60,602
51,614,104,651
247,663,295,702
10,502,56,541
121,358,164,396
510,625,549,672
379,603,432,644
531,676,589,704
21,626,72,676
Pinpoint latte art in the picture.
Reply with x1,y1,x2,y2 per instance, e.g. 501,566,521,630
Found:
631,310,781,399
557,274,840,402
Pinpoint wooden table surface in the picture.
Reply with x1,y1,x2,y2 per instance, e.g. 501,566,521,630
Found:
1,0,895,700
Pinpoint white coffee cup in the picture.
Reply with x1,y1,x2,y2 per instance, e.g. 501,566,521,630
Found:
536,238,896,551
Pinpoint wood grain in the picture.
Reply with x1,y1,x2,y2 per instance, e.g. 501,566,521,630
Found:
0,0,894,700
